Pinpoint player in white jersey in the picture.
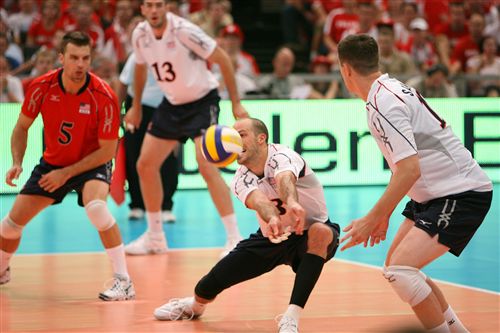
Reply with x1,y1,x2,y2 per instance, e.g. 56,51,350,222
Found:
152,118,340,333
337,34,493,333
123,0,248,257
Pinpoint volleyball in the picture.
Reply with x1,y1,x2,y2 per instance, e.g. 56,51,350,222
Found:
200,125,243,168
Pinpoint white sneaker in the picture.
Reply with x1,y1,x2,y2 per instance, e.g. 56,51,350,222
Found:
128,208,145,220
124,232,168,255
154,297,203,321
99,274,136,301
219,235,243,258
276,314,299,333
162,210,176,223
0,267,11,285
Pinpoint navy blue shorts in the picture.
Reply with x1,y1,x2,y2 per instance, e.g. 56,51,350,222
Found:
402,190,493,256
20,158,113,207
233,220,340,272
148,89,220,143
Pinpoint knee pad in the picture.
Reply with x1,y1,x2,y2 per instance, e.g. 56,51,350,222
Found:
383,265,431,307
85,200,115,231
194,272,223,300
0,215,24,239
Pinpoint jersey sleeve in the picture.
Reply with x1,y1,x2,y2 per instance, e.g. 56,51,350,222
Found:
175,19,217,59
131,27,147,65
231,168,259,206
97,90,120,140
21,82,44,118
372,96,418,164
269,150,305,180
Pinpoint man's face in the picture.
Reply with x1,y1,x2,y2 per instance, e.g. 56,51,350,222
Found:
234,119,261,166
116,0,134,22
222,35,241,54
273,50,294,79
35,56,55,75
60,43,91,84
141,0,167,29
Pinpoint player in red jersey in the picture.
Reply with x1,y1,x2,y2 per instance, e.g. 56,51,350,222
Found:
0,31,135,301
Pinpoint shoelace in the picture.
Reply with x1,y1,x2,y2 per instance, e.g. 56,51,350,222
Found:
102,277,128,296
275,314,298,333
164,298,196,321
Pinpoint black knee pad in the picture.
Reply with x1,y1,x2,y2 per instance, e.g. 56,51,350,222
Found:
195,271,224,300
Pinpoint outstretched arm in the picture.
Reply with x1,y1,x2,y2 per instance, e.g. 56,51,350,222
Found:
6,113,35,186
275,170,305,235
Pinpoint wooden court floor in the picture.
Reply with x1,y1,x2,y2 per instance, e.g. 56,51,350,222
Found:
0,249,498,333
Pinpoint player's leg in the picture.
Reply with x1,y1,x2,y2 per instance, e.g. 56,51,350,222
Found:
160,145,179,223
384,227,450,332
154,234,283,320
193,135,242,257
1,195,54,284
125,134,177,255
280,222,339,333
81,179,134,301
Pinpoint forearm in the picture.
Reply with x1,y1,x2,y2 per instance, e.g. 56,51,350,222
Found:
255,200,281,223
218,54,240,105
277,173,299,205
10,126,28,166
62,144,117,178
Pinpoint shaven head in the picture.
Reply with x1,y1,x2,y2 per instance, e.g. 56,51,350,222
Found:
338,34,379,76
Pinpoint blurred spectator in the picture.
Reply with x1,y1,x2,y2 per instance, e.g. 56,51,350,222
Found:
165,0,182,16
310,55,339,99
0,55,24,103
450,13,485,75
59,0,101,28
213,24,259,79
341,1,378,40
465,0,499,42
435,2,469,69
26,0,62,49
466,36,500,97
65,2,105,52
7,0,38,46
422,0,448,33
400,18,438,72
484,85,500,97
407,64,458,98
258,47,321,99
216,55,257,99
377,23,416,79
393,1,418,49
91,56,121,94
21,48,57,93
323,0,358,54
92,0,116,29
281,0,316,56
0,33,23,70
190,0,233,38
102,0,135,67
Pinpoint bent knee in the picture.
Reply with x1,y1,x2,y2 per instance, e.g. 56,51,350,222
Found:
383,265,431,307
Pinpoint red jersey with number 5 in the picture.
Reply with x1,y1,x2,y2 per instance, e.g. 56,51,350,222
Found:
21,68,120,167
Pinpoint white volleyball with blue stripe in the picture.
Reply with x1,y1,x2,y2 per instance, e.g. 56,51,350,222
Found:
200,125,243,167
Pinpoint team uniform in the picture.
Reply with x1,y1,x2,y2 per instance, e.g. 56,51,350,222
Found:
366,74,493,256
20,68,120,206
131,12,220,143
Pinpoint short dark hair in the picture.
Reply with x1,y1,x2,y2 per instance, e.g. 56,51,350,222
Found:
60,31,91,54
250,118,269,143
338,34,379,75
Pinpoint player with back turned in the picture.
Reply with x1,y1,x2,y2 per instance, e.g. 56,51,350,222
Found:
338,34,493,333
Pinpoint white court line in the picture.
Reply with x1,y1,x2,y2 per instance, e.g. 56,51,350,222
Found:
17,248,500,296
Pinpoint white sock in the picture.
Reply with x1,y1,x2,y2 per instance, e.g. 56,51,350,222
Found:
0,250,13,273
146,211,163,233
284,304,303,323
190,297,206,315
105,244,129,279
429,321,451,333
221,214,240,239
444,306,469,332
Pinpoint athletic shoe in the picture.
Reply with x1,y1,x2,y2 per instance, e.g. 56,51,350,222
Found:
276,314,299,333
128,208,145,220
99,274,135,301
162,210,176,223
154,297,203,321
219,235,243,258
0,267,11,285
124,232,168,255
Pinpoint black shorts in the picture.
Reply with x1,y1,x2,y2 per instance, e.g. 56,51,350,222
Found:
233,220,340,272
20,158,113,207
402,190,493,256
148,89,220,143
